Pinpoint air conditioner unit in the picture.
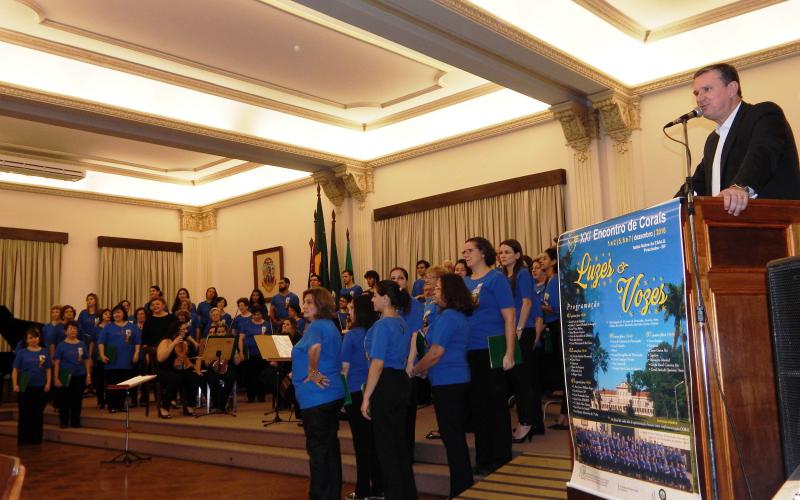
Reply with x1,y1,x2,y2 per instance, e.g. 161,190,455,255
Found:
0,158,85,182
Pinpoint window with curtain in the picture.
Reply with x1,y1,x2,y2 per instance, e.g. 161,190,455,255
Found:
98,237,182,312
0,227,66,352
374,171,566,277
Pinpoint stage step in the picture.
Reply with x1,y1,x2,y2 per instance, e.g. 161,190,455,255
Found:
457,453,571,500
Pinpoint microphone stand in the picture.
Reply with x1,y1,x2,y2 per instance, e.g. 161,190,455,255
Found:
680,120,719,500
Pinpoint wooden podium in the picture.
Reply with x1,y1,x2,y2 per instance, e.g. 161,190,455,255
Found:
682,197,800,499
568,197,800,500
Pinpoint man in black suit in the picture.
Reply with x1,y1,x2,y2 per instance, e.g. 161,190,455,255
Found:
686,63,800,215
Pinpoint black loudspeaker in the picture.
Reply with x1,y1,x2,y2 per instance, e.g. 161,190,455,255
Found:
766,256,800,478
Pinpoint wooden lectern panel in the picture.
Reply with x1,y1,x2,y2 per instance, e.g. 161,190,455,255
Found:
685,198,800,500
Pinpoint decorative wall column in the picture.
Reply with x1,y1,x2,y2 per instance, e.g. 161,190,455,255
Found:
311,170,347,213
590,90,642,216
551,101,602,228
335,163,374,279
180,207,217,301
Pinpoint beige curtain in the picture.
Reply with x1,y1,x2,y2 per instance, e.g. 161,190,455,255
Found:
374,184,565,276
99,247,181,310
0,239,63,351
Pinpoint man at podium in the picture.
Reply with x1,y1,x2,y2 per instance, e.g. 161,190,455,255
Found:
684,63,800,215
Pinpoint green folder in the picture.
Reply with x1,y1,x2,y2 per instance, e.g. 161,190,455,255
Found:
415,331,427,359
341,374,352,406
58,368,72,388
18,372,30,393
487,334,523,369
104,344,117,364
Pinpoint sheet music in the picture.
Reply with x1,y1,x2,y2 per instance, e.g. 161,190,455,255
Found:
271,335,294,358
117,374,157,387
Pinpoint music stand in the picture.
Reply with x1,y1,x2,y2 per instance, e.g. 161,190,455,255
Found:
102,374,157,465
253,335,293,427
196,336,237,418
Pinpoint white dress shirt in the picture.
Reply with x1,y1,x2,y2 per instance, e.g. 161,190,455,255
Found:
711,102,742,195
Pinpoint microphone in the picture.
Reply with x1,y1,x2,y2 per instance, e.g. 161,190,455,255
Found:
664,107,703,128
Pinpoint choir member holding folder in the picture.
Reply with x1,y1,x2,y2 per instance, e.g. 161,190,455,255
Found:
53,320,90,428
462,236,516,476
341,293,382,500
292,287,345,500
99,304,142,413
12,327,51,445
412,273,475,498
361,280,418,500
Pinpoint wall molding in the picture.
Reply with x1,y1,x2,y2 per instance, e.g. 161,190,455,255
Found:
373,169,566,221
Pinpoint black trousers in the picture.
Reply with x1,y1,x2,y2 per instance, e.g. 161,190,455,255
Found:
104,369,133,411
372,368,417,500
302,398,343,500
92,360,105,407
205,365,237,411
545,321,567,415
468,349,512,470
432,382,473,498
406,376,419,462
345,391,382,498
243,357,268,401
158,367,201,410
17,386,47,445
57,376,86,427
512,327,544,429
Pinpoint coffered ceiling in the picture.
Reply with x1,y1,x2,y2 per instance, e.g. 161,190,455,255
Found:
0,0,797,206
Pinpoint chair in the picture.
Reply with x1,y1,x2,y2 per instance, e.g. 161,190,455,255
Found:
0,454,25,500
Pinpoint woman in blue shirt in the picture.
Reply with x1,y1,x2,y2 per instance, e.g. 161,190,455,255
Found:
361,280,417,500
499,239,546,442
54,320,91,428
197,287,218,330
41,304,62,350
12,326,51,445
237,308,270,403
291,287,345,500
541,247,568,430
91,308,112,409
341,293,382,500
99,305,142,413
412,273,475,498
77,293,100,345
462,236,516,475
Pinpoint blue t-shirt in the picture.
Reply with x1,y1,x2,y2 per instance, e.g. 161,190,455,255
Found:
52,323,66,347
41,322,59,348
296,318,307,335
339,285,363,299
197,300,214,323
367,317,411,370
426,309,470,386
403,297,424,333
13,348,51,387
422,300,439,331
99,322,141,370
77,310,98,339
231,314,252,334
464,269,515,350
411,278,425,298
341,327,369,392
270,293,300,320
54,340,89,377
511,268,543,329
543,276,560,324
291,319,344,410
238,318,270,358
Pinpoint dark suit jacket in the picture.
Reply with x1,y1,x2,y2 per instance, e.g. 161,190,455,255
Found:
689,101,800,199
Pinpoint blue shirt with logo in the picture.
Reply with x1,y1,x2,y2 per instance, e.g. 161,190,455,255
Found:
270,293,300,321
238,318,270,358
13,348,51,387
54,340,89,376
99,322,141,370
511,268,542,329
464,269,514,350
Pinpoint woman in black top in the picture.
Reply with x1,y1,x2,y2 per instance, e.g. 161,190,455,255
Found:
156,321,201,418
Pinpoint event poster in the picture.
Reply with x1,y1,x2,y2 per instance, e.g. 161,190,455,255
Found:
558,199,701,500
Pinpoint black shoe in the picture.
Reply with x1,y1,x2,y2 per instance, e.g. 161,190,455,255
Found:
548,423,569,430
425,430,441,440
59,424,68,429
108,408,118,414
